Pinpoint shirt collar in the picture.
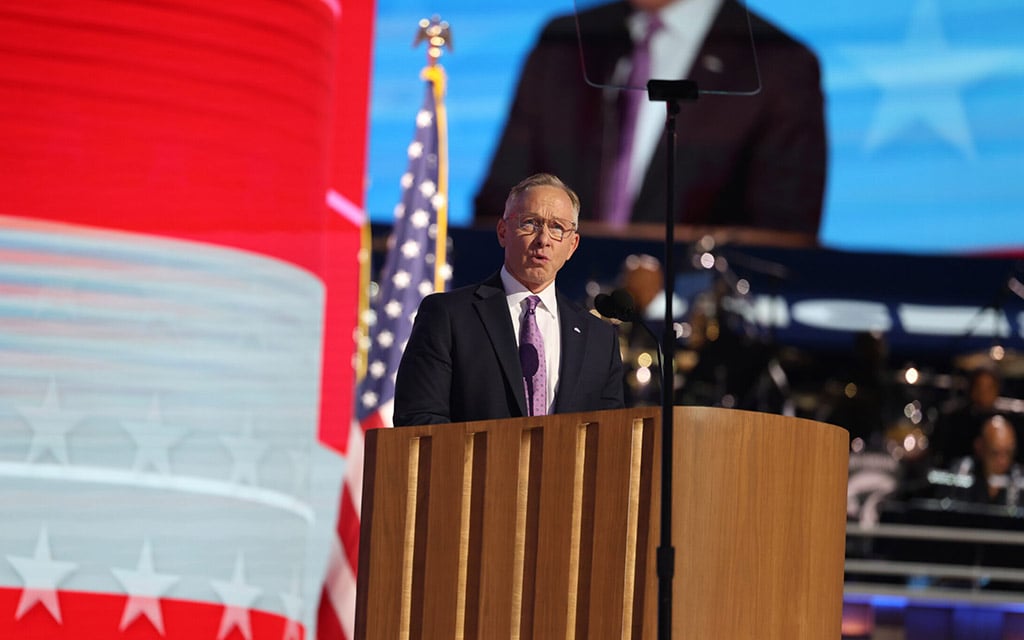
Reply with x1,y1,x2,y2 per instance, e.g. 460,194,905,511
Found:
630,0,724,42
500,266,558,316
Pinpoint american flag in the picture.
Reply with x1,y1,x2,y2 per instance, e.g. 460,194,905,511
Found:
316,65,449,640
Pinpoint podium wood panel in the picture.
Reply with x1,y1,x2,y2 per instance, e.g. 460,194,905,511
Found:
355,407,847,639
667,407,849,639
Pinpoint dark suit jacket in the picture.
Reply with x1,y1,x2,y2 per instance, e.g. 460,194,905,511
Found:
474,0,826,234
393,272,625,426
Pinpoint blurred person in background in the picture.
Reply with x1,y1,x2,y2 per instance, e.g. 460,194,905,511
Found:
608,254,685,406
930,367,1008,468
941,415,1022,506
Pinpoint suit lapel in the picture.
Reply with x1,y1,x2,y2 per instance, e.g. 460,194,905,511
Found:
553,292,587,413
473,273,528,416
690,0,761,94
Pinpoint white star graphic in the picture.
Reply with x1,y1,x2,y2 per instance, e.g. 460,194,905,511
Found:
383,300,403,319
418,281,434,297
377,330,395,349
20,379,84,465
410,209,430,229
111,540,180,635
840,0,1018,158
392,270,411,289
211,552,262,640
400,240,421,259
369,360,387,379
418,180,437,198
220,416,269,486
122,396,186,475
279,575,304,640
407,140,424,159
400,172,413,188
361,390,379,408
281,612,303,640
6,526,78,623
393,202,406,219
416,109,433,127
430,192,447,210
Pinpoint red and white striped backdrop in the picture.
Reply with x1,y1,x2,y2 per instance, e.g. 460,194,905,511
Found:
0,1,373,638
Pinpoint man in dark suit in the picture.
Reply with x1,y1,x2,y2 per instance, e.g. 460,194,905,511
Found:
940,415,1022,506
474,0,826,235
394,173,624,426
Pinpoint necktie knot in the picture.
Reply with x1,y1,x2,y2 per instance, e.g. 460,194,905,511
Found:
524,295,540,314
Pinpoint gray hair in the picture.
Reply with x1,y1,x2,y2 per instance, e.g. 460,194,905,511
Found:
502,173,581,223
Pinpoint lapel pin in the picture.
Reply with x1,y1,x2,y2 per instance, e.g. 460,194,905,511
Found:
702,54,724,73
573,326,581,334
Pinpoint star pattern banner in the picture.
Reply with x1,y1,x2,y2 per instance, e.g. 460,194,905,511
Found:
0,1,371,638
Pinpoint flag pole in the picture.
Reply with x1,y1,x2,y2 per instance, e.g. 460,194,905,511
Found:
415,16,452,292
320,17,454,640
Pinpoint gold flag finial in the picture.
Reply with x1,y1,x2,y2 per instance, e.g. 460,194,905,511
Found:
414,15,452,66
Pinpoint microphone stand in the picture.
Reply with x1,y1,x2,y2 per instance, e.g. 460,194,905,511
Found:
647,78,698,640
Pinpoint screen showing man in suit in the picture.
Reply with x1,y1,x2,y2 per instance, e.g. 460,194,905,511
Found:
394,173,625,426
473,0,826,237
370,0,1024,254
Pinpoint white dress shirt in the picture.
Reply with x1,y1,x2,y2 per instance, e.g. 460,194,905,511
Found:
501,266,561,414
622,0,724,205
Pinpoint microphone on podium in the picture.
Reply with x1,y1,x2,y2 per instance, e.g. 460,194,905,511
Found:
595,288,664,403
594,288,638,322
520,343,540,411
520,344,540,377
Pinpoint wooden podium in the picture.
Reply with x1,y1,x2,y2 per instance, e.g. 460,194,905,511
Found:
354,407,848,639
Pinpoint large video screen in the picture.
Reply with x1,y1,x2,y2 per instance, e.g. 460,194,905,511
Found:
367,0,1024,255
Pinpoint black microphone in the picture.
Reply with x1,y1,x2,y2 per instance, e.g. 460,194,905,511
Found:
594,288,638,322
520,343,540,409
520,343,540,378
595,288,665,406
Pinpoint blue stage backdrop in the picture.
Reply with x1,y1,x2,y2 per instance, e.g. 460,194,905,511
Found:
368,0,1024,255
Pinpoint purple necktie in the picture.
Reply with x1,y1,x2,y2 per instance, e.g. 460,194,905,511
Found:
519,295,547,416
604,14,662,227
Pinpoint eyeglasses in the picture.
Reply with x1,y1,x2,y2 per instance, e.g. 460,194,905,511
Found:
510,216,577,241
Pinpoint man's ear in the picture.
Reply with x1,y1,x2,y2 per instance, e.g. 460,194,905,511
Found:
496,217,507,247
566,230,580,259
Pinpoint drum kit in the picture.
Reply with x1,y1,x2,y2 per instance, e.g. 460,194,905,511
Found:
608,235,800,413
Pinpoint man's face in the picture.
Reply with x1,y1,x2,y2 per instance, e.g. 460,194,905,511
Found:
980,419,1016,477
971,372,1000,409
497,185,580,293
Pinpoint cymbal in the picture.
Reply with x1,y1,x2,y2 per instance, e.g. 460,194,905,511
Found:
954,348,1024,377
888,368,955,389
